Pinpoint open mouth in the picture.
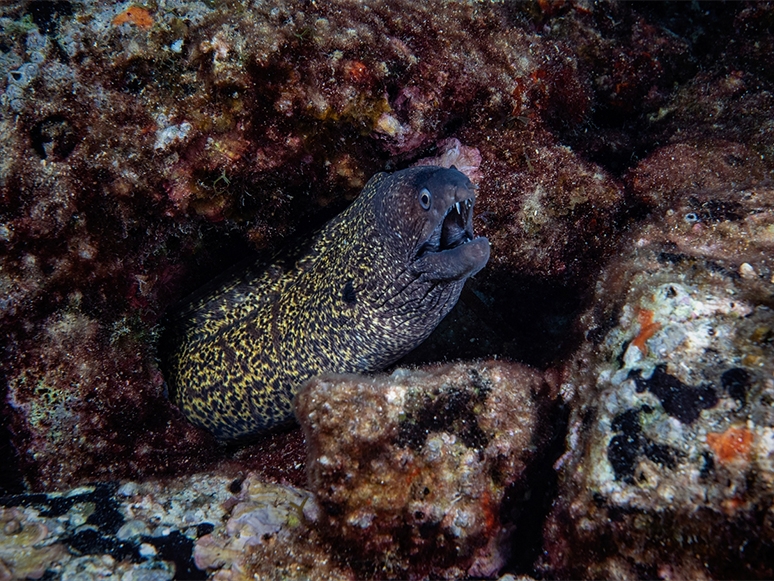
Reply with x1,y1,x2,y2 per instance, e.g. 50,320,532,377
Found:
416,198,475,258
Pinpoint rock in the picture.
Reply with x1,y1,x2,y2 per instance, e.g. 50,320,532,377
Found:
0,474,238,580
476,138,624,281
413,137,483,184
0,507,67,580
0,469,353,581
627,141,771,211
296,361,558,579
193,474,349,581
542,178,774,578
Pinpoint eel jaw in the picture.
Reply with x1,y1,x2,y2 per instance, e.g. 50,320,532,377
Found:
415,197,475,259
412,195,490,281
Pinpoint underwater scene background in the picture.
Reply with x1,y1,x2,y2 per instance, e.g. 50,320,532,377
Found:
1,1,774,579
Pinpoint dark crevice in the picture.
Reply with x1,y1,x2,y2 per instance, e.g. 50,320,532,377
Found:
502,393,569,576
30,115,79,161
400,271,590,370
0,409,25,495
27,1,73,35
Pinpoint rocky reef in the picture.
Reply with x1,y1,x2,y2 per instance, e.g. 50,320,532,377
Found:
2,0,774,578
541,146,774,580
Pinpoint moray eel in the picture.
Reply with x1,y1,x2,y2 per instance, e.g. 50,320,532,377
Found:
161,166,490,440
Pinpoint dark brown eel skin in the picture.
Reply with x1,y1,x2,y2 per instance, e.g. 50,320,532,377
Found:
161,166,490,440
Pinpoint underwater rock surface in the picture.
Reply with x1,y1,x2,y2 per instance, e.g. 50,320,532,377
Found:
193,473,348,581
296,361,558,579
0,474,238,581
2,0,774,577
543,159,774,578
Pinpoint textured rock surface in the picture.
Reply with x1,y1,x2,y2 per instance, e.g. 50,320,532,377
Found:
296,361,559,579
542,168,774,578
0,473,241,580
193,473,350,581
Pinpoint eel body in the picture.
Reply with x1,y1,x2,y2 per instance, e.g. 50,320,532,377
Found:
161,166,490,440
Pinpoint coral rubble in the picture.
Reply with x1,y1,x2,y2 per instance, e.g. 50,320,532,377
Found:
193,473,350,581
0,470,350,581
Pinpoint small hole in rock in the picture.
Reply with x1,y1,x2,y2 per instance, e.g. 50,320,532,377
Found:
30,114,78,160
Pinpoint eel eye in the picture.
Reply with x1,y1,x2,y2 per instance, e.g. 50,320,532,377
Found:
419,188,432,210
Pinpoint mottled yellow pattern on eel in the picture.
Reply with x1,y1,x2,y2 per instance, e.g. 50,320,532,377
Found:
162,166,490,440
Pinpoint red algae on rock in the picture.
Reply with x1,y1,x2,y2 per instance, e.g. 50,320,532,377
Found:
475,138,624,280
295,361,557,579
630,308,661,356
112,6,154,30
707,426,754,466
627,141,770,211
5,308,219,489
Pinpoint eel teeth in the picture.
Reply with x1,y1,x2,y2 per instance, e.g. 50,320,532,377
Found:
455,202,462,214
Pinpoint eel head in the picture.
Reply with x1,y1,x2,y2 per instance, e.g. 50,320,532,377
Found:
376,166,490,282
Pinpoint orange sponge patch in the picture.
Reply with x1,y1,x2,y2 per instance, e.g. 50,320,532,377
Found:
707,426,754,464
631,308,661,355
112,6,154,29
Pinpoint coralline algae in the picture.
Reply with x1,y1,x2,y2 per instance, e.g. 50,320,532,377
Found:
0,475,235,580
192,474,345,581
